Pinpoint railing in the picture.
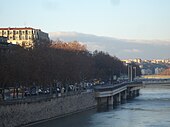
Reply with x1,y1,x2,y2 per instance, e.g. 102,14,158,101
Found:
0,89,93,105
94,81,143,92
94,82,127,92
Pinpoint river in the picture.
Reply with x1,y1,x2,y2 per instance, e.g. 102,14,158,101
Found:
28,87,170,127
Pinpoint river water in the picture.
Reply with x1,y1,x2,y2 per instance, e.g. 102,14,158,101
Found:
28,87,170,127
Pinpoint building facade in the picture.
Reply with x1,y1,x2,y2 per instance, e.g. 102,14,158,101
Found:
155,67,165,74
0,36,20,53
0,27,50,48
0,36,8,43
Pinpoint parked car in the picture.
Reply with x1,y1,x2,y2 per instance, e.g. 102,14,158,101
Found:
24,89,30,96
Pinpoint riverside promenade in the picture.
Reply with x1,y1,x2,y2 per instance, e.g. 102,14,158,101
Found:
0,82,143,127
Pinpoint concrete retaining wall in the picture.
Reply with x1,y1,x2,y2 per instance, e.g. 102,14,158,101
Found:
0,92,96,127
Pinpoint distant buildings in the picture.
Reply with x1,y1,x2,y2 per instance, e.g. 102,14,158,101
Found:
0,27,50,48
122,58,170,75
122,58,142,64
122,58,170,64
159,68,170,75
141,68,153,75
154,67,165,75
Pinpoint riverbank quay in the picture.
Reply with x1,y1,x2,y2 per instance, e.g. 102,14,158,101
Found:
0,82,143,127
26,87,170,127
0,92,96,127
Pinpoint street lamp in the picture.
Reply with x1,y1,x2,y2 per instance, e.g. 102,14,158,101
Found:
128,65,133,82
133,67,137,80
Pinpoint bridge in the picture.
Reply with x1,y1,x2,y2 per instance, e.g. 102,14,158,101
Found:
141,78,170,85
140,75,170,83
94,82,143,107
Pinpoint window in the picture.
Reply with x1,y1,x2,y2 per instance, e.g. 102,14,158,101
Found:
3,31,7,35
15,36,19,40
28,31,32,34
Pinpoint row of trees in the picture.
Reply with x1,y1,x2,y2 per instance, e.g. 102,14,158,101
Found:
0,40,141,99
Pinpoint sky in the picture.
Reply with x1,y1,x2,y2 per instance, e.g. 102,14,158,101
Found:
1,0,170,59
50,32,170,60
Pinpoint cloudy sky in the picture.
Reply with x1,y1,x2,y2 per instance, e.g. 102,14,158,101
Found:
1,0,170,59
50,32,170,60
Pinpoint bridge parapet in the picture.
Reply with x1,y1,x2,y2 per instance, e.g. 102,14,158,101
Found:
94,85,127,98
94,82,142,108
94,83,127,92
126,81,143,91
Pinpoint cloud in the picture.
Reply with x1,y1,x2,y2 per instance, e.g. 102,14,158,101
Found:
50,32,170,46
128,39,170,46
50,32,77,37
84,43,106,52
49,31,170,59
124,49,142,53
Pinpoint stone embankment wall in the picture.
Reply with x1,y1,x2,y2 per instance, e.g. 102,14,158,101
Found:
0,92,96,127
143,84,170,89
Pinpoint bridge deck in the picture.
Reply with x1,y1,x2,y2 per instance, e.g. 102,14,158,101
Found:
94,82,142,97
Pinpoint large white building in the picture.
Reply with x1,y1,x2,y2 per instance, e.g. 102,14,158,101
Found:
141,69,153,75
122,58,170,64
0,27,50,48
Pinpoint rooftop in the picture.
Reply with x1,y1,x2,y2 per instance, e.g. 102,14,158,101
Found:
0,27,34,30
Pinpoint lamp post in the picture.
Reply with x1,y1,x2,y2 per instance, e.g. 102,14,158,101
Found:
133,67,137,80
131,65,133,82
128,65,133,82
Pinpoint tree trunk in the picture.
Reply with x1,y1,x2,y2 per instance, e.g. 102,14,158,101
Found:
13,88,16,99
21,87,24,99
2,88,5,101
16,87,19,99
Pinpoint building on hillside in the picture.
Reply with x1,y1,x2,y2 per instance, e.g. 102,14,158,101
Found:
151,59,170,64
133,58,142,63
155,67,165,74
122,58,142,64
0,27,50,48
141,68,153,75
122,59,132,64
159,68,170,75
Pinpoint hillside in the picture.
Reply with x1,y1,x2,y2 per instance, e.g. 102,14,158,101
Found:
159,68,170,75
